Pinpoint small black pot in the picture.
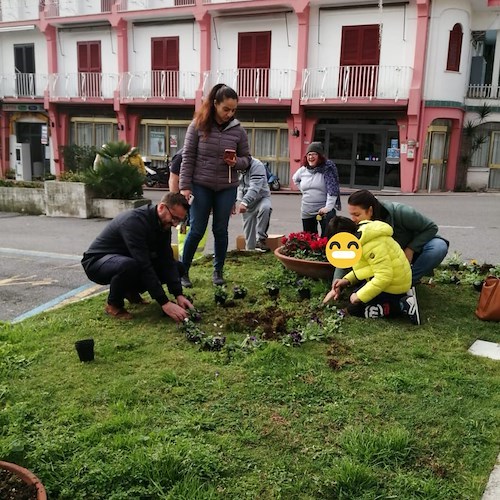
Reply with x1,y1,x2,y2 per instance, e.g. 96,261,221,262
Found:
298,288,311,300
75,338,95,362
473,280,484,292
268,288,279,298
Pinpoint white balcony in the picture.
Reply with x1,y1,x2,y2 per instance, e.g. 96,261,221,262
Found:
467,84,498,99
0,0,39,21
0,73,48,99
48,72,118,100
302,65,413,101
120,70,199,100
203,68,296,101
116,0,195,11
44,0,113,18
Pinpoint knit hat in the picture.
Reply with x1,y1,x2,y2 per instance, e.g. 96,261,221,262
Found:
306,142,324,155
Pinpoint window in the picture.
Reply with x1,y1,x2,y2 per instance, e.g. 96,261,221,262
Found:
151,37,179,98
237,32,271,98
339,25,380,98
77,41,102,98
14,44,35,96
70,119,117,147
446,24,463,72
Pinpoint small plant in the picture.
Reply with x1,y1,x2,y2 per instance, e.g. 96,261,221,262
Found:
181,318,205,344
201,335,226,351
214,286,228,305
266,280,280,298
188,308,202,322
233,285,248,300
5,168,15,180
280,231,328,262
297,278,313,300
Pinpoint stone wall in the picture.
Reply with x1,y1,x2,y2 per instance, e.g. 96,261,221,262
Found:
0,186,45,215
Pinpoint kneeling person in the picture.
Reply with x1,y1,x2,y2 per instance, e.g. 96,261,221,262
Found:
237,156,272,252
81,192,193,322
323,216,420,325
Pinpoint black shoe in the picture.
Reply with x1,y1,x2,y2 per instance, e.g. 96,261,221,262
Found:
400,290,421,325
212,269,225,286
181,274,192,288
255,239,271,253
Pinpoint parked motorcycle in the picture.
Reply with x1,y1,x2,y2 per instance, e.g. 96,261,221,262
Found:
143,157,169,188
264,161,280,191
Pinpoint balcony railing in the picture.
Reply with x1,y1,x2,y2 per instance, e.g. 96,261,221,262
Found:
45,0,113,18
48,72,118,100
0,73,48,99
467,84,500,99
203,68,296,101
302,65,413,101
116,0,195,11
120,70,199,99
0,0,39,21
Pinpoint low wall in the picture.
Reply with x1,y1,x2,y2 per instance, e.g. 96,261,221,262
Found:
91,198,151,218
0,186,46,215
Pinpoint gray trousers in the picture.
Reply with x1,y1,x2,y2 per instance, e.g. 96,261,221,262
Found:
242,198,272,250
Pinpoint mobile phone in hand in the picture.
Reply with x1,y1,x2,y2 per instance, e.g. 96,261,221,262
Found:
188,194,194,205
224,149,236,161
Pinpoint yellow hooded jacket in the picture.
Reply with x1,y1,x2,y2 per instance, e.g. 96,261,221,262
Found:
344,220,411,303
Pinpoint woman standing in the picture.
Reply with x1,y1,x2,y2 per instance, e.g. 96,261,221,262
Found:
179,84,250,287
292,142,341,236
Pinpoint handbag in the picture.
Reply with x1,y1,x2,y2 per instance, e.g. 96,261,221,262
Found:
475,276,500,321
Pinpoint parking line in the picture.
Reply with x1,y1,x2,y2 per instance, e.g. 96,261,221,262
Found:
0,247,82,261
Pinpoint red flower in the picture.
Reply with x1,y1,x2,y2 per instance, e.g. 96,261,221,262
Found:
280,231,328,262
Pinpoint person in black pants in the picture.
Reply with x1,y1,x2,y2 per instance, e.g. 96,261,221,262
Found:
81,192,193,321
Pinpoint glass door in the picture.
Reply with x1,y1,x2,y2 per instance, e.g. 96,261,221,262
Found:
420,127,448,191
353,131,384,188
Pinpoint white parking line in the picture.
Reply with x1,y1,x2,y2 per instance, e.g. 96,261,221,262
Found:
439,225,475,229
0,247,81,261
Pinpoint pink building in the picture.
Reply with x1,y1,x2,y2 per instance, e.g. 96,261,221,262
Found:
1,0,500,191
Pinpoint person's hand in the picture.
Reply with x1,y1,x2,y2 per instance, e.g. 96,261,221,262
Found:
225,156,237,167
323,287,338,304
318,207,328,216
162,301,189,322
238,203,247,214
349,292,361,304
176,295,193,310
404,247,414,263
333,278,349,293
180,189,192,202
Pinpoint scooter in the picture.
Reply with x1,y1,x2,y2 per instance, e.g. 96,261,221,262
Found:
143,157,169,188
264,162,280,191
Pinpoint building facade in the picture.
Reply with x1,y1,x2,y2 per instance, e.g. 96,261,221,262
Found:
1,0,500,191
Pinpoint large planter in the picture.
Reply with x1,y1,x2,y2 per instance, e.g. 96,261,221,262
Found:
274,246,334,280
0,186,45,215
91,197,151,218
45,180,93,218
0,460,47,499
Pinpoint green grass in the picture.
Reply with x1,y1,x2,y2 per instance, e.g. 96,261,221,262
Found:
1,251,499,499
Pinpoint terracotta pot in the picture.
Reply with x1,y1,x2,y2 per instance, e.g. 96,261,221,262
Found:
274,246,334,281
0,460,47,500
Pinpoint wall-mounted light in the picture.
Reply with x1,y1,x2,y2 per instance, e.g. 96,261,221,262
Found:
117,123,125,131
291,127,300,137
50,121,56,128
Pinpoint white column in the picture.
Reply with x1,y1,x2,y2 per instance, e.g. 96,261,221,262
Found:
491,30,500,98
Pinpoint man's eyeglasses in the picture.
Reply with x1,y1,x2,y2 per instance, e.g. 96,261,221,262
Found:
165,205,185,224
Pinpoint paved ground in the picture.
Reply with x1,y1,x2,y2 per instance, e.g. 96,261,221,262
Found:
1,190,499,322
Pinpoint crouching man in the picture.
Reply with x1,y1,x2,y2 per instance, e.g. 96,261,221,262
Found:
81,192,193,322
237,156,272,252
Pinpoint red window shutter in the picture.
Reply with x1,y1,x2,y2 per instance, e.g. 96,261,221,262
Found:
446,24,463,72
165,38,179,70
238,33,255,68
341,25,380,66
77,42,89,72
151,38,164,70
238,32,271,68
152,37,179,70
89,42,101,72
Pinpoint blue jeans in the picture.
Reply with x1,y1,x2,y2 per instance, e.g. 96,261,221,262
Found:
411,237,449,284
182,183,237,272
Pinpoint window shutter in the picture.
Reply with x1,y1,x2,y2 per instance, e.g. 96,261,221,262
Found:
446,24,463,72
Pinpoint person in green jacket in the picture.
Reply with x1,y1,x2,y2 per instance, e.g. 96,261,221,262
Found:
346,189,449,285
323,216,419,324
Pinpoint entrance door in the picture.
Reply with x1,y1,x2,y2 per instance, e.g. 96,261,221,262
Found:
238,32,271,98
14,44,35,96
16,122,45,178
327,128,385,189
420,127,448,191
77,41,101,98
151,37,179,98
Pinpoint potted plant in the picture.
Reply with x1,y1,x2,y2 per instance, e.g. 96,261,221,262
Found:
0,461,47,499
266,280,280,299
297,278,313,300
214,286,229,305
232,285,248,300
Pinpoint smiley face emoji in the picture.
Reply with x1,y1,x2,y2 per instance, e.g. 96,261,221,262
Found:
326,232,362,268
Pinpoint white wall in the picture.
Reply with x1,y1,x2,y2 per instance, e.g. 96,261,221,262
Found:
424,0,471,102
0,30,47,75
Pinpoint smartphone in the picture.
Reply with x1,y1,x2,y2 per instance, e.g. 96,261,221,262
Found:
224,149,236,161
188,194,195,205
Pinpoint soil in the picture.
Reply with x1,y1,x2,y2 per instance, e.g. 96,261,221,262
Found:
0,469,37,500
241,306,291,340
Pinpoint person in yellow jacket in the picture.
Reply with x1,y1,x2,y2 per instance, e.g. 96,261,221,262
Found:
323,216,420,324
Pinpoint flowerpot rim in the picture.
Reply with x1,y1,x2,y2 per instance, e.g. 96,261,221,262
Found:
274,246,334,280
0,460,47,500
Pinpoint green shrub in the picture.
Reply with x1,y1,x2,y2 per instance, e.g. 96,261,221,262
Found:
60,144,97,172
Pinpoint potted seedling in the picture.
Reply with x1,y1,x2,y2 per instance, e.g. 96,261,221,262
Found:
473,280,484,292
201,335,226,351
214,286,229,305
296,278,313,300
188,307,202,322
182,318,205,344
266,280,280,298
233,285,248,300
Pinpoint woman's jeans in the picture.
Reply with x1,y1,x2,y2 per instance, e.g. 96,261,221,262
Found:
411,237,449,284
302,209,336,236
182,184,237,273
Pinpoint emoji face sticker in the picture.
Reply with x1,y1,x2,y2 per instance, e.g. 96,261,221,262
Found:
326,232,362,268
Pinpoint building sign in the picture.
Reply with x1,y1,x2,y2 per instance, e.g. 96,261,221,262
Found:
41,125,48,145
2,104,45,112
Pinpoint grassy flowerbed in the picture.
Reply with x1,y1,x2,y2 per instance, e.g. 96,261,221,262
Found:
1,251,499,499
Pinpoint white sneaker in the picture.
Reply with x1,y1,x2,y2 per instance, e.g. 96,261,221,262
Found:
400,292,421,325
